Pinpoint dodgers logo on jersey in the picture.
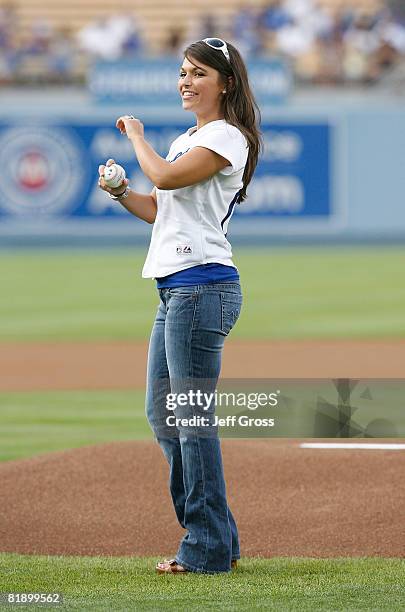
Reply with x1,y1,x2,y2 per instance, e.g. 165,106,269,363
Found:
0,126,88,217
169,148,190,163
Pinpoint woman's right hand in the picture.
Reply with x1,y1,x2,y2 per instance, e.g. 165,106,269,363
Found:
98,158,129,196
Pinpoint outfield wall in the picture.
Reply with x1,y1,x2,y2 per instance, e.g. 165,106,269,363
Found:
0,89,404,245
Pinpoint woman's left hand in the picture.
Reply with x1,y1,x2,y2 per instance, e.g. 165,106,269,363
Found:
116,115,144,140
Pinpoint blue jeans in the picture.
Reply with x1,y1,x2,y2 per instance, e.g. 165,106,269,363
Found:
145,282,242,573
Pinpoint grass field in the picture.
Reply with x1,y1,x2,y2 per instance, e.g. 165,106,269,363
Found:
0,391,150,462
1,386,405,463
1,246,404,341
1,555,404,611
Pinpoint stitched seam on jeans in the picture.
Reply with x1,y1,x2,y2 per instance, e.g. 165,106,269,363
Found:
194,431,209,569
145,300,169,436
188,293,209,569
220,294,233,335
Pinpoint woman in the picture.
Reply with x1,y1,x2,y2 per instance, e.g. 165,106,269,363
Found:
99,38,261,574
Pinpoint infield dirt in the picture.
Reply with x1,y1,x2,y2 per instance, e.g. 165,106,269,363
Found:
1,339,405,391
0,439,404,558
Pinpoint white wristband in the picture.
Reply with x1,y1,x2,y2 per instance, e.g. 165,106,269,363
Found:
108,186,131,200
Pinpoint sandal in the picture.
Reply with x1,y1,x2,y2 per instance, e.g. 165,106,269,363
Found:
156,558,238,573
156,559,188,574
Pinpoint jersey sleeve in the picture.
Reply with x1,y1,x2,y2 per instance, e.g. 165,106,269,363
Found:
195,125,249,175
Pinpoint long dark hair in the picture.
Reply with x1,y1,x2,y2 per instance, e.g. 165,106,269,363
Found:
184,40,262,202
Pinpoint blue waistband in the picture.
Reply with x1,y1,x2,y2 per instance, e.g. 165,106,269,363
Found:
156,263,239,288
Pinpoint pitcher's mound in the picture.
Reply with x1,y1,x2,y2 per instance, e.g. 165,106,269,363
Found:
0,440,404,557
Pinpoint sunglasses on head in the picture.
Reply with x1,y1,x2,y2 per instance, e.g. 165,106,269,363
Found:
202,38,230,62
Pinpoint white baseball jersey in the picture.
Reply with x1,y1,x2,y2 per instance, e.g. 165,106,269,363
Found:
142,119,248,279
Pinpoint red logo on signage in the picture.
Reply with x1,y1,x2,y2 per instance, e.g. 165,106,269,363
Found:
18,150,49,191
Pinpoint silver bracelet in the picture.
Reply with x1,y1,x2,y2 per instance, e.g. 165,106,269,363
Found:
108,186,131,200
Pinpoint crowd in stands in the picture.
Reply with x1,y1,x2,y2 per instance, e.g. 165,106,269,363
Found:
1,0,405,87
230,0,405,84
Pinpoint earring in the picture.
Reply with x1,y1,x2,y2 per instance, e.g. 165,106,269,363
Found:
222,90,226,94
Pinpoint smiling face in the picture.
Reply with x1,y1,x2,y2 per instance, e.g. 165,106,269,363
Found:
178,56,225,121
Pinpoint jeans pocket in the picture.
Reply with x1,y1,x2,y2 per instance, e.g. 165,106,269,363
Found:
220,293,242,335
169,286,198,298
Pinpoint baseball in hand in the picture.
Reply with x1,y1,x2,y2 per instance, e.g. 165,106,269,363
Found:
103,164,126,188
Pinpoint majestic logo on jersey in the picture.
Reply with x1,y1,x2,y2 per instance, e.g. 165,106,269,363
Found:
176,244,193,255
0,126,87,216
